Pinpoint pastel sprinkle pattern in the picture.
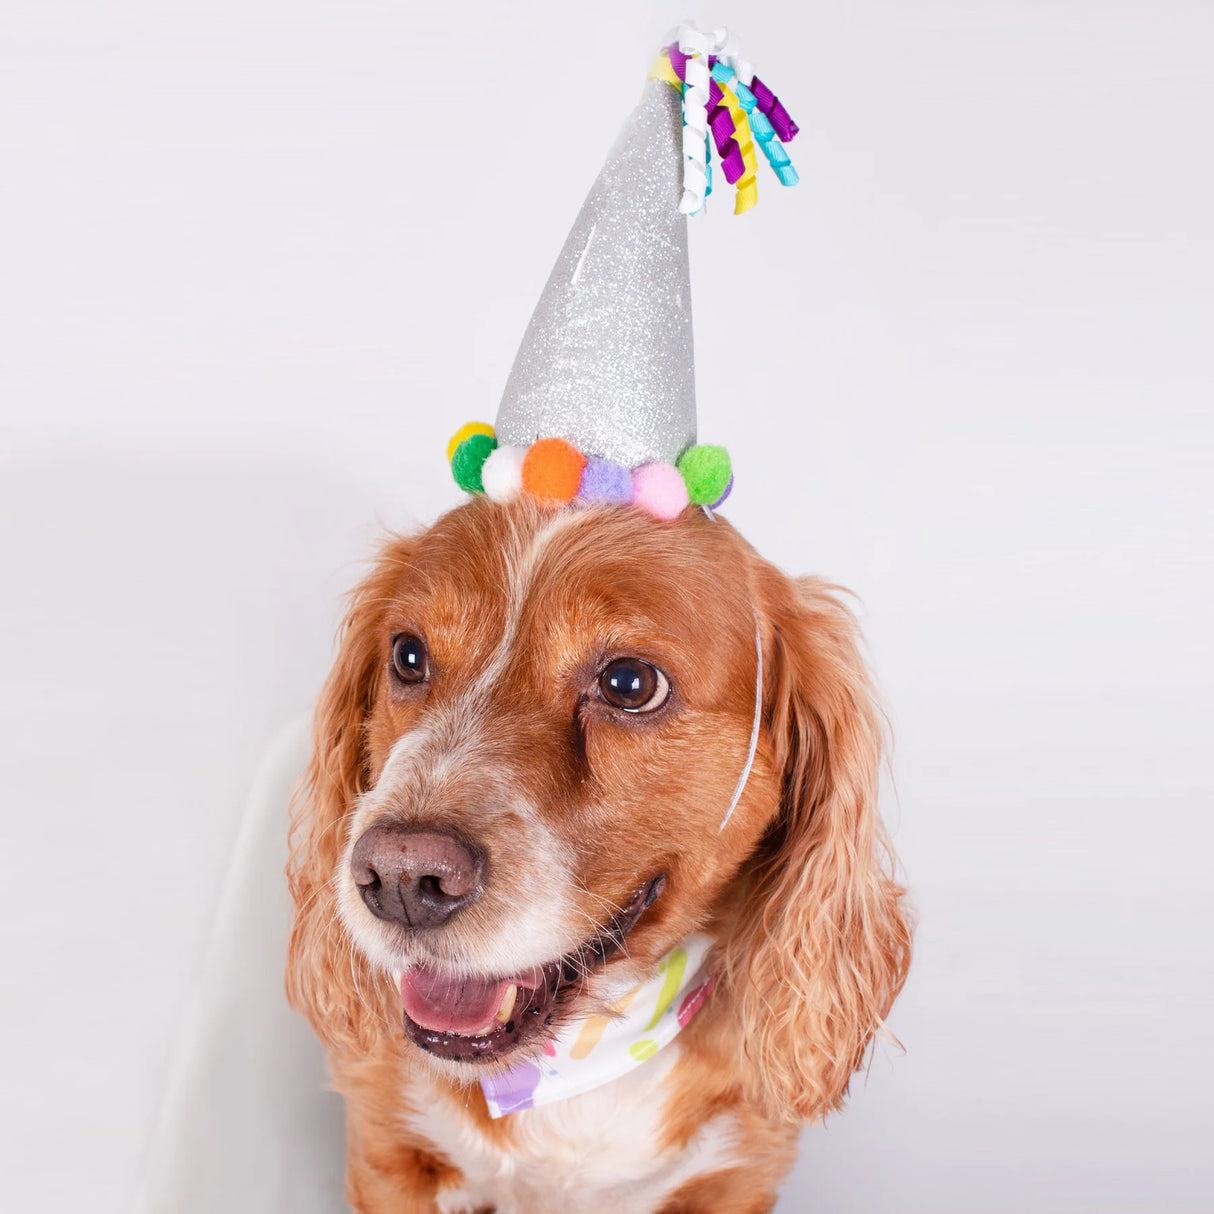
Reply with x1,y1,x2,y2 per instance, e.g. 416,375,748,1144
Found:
677,976,715,1027
569,986,640,1061
628,1039,660,1063
644,947,688,1031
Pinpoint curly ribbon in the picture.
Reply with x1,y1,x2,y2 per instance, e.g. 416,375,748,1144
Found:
724,94,759,214
713,60,798,191
708,65,759,214
706,75,742,183
653,26,802,213
653,45,708,213
749,108,799,187
713,27,753,87
647,51,680,88
676,27,713,214
749,74,799,143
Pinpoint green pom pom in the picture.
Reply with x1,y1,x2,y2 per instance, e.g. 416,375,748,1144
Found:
451,433,497,493
677,444,732,506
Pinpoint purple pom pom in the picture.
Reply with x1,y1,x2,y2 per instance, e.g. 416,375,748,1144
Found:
709,474,734,510
577,457,633,506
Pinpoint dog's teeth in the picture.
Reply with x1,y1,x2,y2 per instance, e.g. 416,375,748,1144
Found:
496,984,518,1024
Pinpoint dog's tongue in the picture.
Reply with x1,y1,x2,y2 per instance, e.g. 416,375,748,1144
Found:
399,967,513,1036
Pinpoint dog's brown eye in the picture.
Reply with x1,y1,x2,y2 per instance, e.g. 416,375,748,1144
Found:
598,658,670,713
391,634,429,684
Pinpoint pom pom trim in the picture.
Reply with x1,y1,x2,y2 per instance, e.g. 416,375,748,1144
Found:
447,421,495,463
448,424,733,518
451,431,497,493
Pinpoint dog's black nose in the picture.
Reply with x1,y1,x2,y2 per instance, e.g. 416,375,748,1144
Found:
351,824,484,930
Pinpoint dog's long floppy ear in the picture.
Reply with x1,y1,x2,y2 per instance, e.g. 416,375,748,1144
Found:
722,567,912,1124
285,539,413,1056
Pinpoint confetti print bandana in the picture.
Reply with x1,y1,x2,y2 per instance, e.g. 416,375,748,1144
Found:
480,935,714,1118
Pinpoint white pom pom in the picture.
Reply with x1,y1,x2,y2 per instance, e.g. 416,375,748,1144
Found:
481,445,527,502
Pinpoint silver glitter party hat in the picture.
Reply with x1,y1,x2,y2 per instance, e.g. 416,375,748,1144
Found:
447,27,802,517
494,80,696,468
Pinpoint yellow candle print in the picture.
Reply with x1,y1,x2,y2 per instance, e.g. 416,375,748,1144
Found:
569,986,639,1060
643,946,687,1031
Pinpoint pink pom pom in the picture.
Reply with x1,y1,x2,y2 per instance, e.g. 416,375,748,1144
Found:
631,462,689,520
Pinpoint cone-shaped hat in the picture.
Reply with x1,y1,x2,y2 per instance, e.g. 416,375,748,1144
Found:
445,26,801,519
495,80,695,469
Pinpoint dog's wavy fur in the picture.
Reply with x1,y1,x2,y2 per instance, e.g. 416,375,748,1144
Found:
287,498,911,1212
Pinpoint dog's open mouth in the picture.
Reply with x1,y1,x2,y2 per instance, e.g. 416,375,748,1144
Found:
398,874,665,1063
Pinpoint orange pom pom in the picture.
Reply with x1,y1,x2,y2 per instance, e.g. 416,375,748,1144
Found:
522,438,586,507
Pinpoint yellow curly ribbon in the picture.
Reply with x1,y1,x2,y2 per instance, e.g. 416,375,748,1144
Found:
719,82,760,214
647,52,680,88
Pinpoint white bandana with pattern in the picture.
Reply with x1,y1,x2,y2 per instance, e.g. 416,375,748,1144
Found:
480,934,714,1118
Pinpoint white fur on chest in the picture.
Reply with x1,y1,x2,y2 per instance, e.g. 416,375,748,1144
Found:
403,1047,740,1214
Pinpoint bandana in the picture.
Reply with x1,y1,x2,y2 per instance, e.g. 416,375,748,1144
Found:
480,934,714,1118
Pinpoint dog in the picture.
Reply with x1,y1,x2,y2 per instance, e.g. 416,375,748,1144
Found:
287,496,911,1213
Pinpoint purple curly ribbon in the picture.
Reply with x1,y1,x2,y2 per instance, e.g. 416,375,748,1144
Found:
748,75,799,142
706,76,745,184
660,44,797,192
667,47,744,185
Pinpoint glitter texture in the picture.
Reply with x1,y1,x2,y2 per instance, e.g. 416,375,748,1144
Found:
494,80,696,469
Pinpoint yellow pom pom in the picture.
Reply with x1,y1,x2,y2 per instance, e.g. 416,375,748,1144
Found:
446,422,494,463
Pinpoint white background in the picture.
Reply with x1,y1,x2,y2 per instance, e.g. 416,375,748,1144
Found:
2,2,1211,1211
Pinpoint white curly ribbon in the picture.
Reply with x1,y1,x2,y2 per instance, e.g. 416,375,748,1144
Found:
720,609,764,832
714,28,755,88
673,25,761,215
676,25,713,214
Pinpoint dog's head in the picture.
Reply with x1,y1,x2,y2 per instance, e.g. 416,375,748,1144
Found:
288,497,909,1121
